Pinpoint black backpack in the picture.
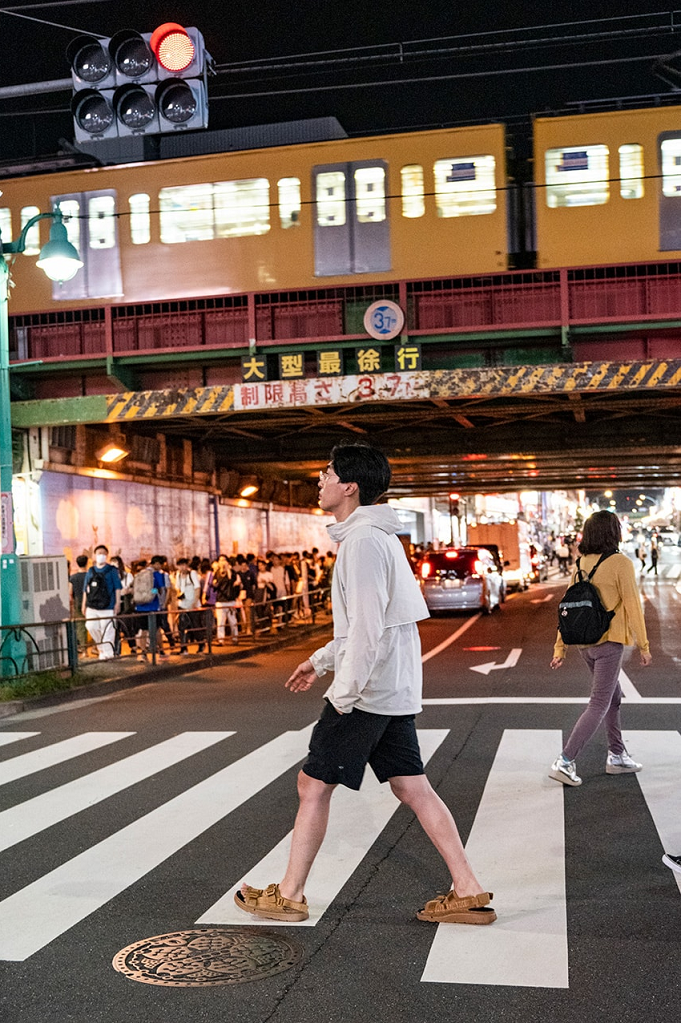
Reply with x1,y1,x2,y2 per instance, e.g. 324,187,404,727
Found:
558,552,616,646
85,566,113,611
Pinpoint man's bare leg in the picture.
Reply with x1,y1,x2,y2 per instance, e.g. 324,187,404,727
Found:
242,770,336,903
389,774,485,897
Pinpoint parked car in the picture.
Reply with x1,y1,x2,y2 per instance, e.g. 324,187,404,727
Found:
419,547,504,614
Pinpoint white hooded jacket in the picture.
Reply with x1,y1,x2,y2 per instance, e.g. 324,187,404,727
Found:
309,504,429,715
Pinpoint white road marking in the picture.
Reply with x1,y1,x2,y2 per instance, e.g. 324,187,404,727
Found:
421,729,568,989
469,648,522,675
0,732,135,787
421,615,481,663
663,564,681,579
197,730,449,928
0,732,235,853
423,697,681,705
0,724,315,961
618,669,642,701
628,730,681,896
531,595,554,604
0,733,39,747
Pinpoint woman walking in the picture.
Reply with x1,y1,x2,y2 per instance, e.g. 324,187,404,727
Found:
549,510,652,787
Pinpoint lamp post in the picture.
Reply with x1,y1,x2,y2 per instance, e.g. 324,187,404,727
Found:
0,211,83,676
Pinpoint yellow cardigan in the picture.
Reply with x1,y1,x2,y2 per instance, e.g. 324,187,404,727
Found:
553,551,650,659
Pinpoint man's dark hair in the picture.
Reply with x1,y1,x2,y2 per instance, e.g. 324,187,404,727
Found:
151,554,164,565
94,544,108,554
176,557,188,566
76,554,88,569
330,444,391,505
578,511,622,555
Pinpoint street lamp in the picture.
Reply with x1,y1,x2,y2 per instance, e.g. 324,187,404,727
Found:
0,211,83,676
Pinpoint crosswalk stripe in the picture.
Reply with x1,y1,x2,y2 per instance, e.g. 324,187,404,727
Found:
0,724,314,961
628,730,681,896
421,729,569,989
196,729,449,928
0,732,135,787
663,565,681,579
0,733,39,748
0,732,235,854
618,670,642,701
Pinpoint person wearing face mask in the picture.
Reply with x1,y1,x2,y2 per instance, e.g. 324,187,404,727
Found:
82,545,122,661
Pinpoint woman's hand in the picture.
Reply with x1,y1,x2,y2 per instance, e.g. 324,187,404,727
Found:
550,657,565,670
640,651,652,667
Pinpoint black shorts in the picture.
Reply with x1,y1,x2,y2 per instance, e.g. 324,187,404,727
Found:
302,699,425,791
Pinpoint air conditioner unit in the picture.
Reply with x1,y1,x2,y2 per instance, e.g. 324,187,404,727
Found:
19,555,70,671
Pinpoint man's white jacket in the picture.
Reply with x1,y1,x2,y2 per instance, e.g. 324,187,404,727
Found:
310,504,429,715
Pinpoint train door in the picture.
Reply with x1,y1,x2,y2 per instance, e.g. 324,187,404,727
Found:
51,190,123,300
313,160,390,276
658,134,681,251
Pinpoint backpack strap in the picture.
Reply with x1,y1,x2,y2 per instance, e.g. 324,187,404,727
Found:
586,550,616,581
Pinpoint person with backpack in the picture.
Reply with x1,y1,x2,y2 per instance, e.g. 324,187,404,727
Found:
213,554,241,645
548,510,652,787
81,545,122,661
132,559,166,662
173,557,205,655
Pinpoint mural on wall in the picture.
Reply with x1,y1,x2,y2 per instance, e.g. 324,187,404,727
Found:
37,471,335,563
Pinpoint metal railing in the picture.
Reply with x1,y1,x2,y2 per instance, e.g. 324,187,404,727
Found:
0,587,331,680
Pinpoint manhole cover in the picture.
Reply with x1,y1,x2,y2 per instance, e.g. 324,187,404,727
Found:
112,928,303,987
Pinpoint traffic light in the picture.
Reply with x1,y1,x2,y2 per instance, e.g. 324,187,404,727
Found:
68,24,208,142
449,492,460,517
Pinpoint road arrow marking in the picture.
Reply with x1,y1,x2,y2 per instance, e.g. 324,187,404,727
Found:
469,648,522,675
530,594,554,604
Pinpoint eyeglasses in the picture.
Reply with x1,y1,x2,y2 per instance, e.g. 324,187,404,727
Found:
319,467,340,483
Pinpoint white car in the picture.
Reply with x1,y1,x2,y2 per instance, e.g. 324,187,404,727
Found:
420,547,504,614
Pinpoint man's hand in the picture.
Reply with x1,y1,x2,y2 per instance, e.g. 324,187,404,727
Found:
550,656,564,670
285,658,317,693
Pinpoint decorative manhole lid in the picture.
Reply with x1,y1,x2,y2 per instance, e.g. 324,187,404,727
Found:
112,928,303,987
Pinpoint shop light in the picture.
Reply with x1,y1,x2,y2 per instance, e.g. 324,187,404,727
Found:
239,483,259,498
96,441,130,463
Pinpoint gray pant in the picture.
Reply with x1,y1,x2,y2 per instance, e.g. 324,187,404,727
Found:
563,641,625,760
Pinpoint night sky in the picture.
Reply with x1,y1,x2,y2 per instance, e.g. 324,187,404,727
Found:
1,1,680,159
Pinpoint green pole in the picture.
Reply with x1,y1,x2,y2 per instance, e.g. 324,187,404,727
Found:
0,254,25,677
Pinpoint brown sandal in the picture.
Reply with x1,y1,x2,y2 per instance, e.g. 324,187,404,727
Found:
234,883,309,922
417,889,496,925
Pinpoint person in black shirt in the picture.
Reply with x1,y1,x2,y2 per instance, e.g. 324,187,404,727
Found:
69,554,89,651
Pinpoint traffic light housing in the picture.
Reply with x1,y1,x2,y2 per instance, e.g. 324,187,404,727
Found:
68,25,208,142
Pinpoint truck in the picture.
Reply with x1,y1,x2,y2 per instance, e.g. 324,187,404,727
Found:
466,520,533,592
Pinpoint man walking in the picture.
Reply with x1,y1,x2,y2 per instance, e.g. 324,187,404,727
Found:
235,444,495,926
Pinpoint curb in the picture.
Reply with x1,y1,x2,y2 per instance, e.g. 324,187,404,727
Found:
0,621,331,720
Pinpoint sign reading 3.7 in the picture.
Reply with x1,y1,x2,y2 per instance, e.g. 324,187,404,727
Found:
363,300,405,341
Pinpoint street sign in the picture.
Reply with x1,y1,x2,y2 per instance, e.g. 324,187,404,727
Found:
1,492,13,555
363,300,404,341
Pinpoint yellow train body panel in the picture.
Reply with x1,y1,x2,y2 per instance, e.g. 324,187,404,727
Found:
1,124,508,315
534,105,681,269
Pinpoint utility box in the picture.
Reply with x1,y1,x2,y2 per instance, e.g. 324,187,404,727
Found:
19,555,70,671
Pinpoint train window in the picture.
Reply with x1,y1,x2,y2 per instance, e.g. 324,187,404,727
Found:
278,177,301,228
401,165,425,218
661,139,681,196
20,206,41,255
54,199,81,252
433,157,496,217
619,145,644,199
0,208,12,243
545,145,609,207
317,170,347,226
160,183,215,243
88,195,116,249
354,166,386,223
129,193,151,244
214,178,270,237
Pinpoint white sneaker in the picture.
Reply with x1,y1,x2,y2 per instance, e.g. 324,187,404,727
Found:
606,750,642,774
549,757,582,786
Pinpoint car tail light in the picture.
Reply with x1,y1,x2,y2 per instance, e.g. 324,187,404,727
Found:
474,560,484,576
445,550,458,559
421,562,432,579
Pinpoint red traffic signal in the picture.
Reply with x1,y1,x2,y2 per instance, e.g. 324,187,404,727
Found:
150,23,195,72
449,492,460,501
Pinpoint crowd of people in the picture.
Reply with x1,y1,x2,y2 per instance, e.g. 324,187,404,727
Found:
69,547,336,662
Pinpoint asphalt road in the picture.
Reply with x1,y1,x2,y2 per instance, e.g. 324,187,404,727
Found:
1,545,680,1022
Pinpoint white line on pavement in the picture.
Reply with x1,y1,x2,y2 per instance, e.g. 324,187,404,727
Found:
0,732,235,853
421,615,482,663
618,669,642,701
196,729,449,927
421,729,568,989
0,724,315,961
0,732,135,787
629,730,681,897
422,697,681,705
0,733,39,747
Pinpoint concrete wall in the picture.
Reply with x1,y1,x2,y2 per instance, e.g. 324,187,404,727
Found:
34,470,333,565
